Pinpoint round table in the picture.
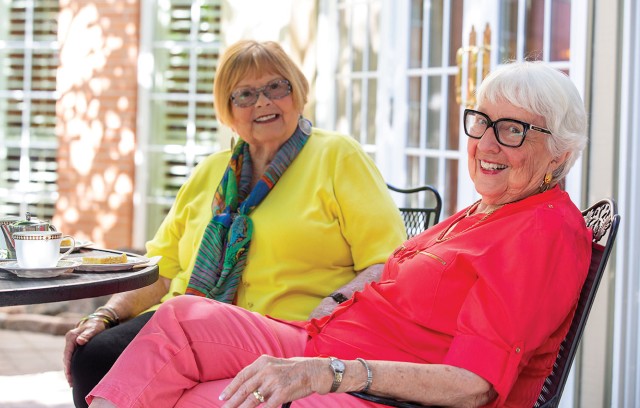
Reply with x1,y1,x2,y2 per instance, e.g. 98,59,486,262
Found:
0,265,159,306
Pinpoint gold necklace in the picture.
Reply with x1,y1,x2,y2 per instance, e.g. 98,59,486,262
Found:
435,200,504,243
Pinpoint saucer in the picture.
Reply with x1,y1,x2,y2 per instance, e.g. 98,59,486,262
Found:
60,240,94,252
0,259,82,278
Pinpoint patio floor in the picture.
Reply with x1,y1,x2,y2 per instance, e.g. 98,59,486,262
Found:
0,329,74,407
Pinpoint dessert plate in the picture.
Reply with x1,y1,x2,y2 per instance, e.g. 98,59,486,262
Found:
73,252,150,272
0,259,82,278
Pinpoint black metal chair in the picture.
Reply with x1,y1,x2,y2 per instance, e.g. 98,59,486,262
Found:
386,184,442,238
282,198,620,408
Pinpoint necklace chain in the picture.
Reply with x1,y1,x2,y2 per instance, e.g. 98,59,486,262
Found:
435,200,503,243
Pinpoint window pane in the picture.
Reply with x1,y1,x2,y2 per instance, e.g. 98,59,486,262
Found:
498,0,518,61
407,155,420,187
2,98,23,140
427,0,444,67
446,75,460,151
351,79,362,141
336,78,350,132
444,158,459,215
1,50,25,90
409,0,423,68
366,78,377,145
147,152,190,198
30,98,57,143
195,100,218,146
525,0,545,58
154,48,190,93
351,3,365,72
551,0,571,61
338,7,349,73
197,49,219,93
425,157,439,185
32,50,58,91
407,77,422,148
198,3,222,42
448,0,464,66
368,2,380,71
33,1,58,41
426,76,441,149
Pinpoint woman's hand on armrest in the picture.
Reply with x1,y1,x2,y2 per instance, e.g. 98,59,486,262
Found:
366,361,497,408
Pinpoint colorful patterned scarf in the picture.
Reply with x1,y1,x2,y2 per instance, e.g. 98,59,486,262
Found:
186,119,311,301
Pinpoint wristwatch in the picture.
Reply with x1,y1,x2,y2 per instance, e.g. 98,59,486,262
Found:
328,292,349,304
329,357,346,392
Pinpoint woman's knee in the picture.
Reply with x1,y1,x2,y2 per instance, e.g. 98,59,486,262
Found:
159,296,233,323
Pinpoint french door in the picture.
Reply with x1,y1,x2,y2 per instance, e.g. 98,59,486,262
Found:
319,0,581,218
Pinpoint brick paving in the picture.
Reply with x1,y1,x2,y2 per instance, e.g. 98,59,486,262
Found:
0,329,74,407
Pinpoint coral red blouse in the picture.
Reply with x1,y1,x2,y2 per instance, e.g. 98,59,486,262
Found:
302,186,592,407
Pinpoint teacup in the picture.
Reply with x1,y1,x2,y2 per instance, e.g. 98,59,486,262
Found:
1,219,56,259
13,231,76,269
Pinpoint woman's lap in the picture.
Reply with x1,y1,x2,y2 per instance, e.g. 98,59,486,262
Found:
177,380,380,408
89,296,309,407
71,311,155,407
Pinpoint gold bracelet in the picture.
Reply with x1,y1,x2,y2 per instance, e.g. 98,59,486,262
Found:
91,312,116,327
356,358,373,393
76,313,115,328
95,306,120,326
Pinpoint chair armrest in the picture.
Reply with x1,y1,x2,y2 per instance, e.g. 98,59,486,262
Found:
348,391,434,407
281,392,434,407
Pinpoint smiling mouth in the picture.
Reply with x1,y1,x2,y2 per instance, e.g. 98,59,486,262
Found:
254,114,278,123
480,160,508,171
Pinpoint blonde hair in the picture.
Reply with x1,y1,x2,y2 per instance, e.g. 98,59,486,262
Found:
476,61,588,182
213,40,309,127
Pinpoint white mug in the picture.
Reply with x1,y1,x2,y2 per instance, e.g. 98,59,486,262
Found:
13,231,76,269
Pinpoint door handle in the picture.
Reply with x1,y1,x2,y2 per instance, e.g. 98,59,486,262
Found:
455,24,492,107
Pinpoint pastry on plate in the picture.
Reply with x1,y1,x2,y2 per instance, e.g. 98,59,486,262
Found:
82,253,127,264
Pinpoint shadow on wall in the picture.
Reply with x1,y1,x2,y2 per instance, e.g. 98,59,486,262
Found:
52,2,138,250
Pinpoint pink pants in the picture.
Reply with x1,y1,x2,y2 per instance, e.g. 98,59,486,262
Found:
88,296,377,407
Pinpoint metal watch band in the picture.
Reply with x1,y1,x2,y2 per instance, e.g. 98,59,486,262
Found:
329,357,345,393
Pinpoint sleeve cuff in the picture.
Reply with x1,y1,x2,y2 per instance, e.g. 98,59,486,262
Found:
443,334,523,406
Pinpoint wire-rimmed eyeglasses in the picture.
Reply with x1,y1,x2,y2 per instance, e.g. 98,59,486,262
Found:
230,79,292,108
463,109,552,148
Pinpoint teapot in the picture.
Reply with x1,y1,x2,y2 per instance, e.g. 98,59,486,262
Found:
0,212,56,260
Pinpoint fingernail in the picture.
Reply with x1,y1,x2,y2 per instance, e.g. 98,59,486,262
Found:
219,393,226,400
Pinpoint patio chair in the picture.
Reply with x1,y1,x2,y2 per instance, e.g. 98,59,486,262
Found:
282,197,620,408
386,184,442,238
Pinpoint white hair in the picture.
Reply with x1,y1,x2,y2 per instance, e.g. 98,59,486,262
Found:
476,61,588,182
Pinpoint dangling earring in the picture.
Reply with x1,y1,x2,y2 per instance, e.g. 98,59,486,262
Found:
298,115,312,135
540,172,552,192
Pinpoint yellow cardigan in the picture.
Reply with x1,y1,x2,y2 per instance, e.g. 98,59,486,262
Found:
145,128,406,321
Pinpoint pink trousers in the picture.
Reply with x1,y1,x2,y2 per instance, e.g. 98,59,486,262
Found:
88,296,377,407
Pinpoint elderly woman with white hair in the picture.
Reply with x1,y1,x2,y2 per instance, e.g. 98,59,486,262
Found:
87,61,592,408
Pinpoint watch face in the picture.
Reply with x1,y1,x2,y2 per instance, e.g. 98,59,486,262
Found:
330,358,345,373
331,292,349,304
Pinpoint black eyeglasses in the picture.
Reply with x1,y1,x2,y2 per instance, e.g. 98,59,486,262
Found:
463,109,552,148
230,79,292,108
